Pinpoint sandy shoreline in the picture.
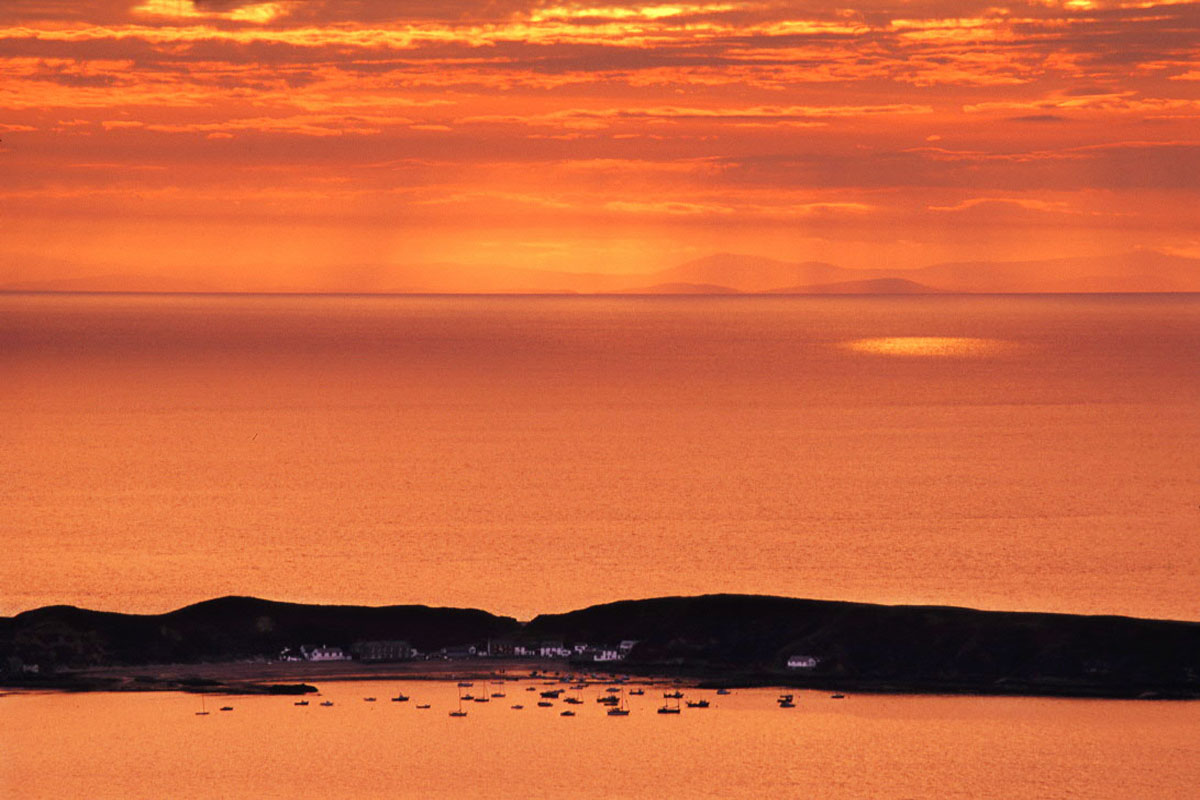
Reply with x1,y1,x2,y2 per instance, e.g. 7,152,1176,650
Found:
3,659,670,694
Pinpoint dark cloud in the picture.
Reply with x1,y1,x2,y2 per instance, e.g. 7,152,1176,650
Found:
0,0,139,24
1010,114,1070,123
709,143,1200,192
264,0,542,24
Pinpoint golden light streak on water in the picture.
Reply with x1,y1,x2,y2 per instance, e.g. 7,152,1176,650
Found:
842,336,1010,357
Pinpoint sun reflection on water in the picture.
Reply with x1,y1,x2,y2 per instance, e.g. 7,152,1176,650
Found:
841,336,1009,357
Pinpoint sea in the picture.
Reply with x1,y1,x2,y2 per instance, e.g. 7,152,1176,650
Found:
3,292,1200,798
2,292,1198,621
4,682,1199,799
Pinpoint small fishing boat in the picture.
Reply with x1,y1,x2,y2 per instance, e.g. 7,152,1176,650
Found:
831,694,845,699
320,701,334,707
607,689,630,716
537,700,553,707
457,682,473,688
716,688,731,695
449,688,468,717
511,704,524,710
628,688,645,696
686,699,710,708
363,697,376,702
391,693,409,702
560,710,575,717
416,704,431,709
294,700,309,706
663,690,684,699
219,706,234,712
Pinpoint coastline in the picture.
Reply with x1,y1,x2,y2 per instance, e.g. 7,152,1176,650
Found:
5,594,1198,700
4,658,1197,700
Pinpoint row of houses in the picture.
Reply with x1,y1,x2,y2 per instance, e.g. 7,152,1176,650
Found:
279,639,639,664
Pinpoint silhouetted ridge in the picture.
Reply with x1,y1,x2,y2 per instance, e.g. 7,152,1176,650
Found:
4,594,1199,697
3,597,519,667
524,594,1200,696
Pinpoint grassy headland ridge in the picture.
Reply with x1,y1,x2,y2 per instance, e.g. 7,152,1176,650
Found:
3,594,1198,698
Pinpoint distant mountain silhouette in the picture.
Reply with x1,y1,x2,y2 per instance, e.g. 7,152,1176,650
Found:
648,254,861,292
615,282,742,294
764,277,941,294
908,250,1200,293
5,250,1197,295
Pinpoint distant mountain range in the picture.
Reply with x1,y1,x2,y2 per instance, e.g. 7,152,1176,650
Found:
4,594,1199,698
3,250,1198,294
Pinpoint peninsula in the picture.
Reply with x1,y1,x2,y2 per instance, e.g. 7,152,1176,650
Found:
3,595,1198,699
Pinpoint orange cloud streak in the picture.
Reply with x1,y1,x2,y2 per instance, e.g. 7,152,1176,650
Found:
1,0,1197,287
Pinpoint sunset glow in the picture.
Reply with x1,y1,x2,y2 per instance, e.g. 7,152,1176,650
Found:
842,337,1011,356
2,0,1198,290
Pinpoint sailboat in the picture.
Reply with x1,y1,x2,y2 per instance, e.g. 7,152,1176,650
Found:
195,694,210,716
449,687,468,717
391,690,409,702
657,695,681,715
607,688,630,717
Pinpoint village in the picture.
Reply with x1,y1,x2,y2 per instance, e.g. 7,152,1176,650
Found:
279,638,640,665
277,639,825,674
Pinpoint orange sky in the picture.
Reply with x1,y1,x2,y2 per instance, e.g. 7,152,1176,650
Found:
2,0,1199,289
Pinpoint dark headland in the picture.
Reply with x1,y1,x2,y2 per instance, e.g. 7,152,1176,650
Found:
2,594,1198,699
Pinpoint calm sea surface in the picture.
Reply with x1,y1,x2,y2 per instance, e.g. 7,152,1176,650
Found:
3,682,1198,799
2,293,1198,619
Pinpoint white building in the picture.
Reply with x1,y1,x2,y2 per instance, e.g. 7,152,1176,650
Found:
303,644,351,662
786,655,819,669
539,641,572,658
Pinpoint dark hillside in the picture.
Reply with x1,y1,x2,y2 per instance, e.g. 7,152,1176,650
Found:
525,594,1200,696
0,596,520,669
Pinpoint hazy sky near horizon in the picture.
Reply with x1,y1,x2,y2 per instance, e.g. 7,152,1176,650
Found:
3,0,1199,289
